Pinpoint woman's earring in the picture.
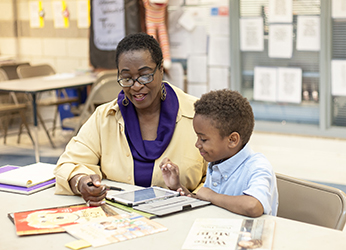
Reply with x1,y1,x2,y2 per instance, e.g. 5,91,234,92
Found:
161,83,167,101
122,96,129,106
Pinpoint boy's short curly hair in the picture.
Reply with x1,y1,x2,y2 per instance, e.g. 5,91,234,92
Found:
115,33,163,69
194,89,254,146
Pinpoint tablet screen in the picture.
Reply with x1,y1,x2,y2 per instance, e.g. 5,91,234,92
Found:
107,187,178,206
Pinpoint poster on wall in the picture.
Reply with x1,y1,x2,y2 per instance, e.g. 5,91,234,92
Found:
92,0,125,51
331,60,346,96
29,1,44,28
276,67,302,103
52,1,69,28
268,24,293,58
253,66,277,102
296,16,320,51
77,0,90,28
332,0,346,18
240,17,264,51
187,54,207,83
268,0,292,23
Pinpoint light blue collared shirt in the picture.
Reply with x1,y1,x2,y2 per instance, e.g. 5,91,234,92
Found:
203,144,278,216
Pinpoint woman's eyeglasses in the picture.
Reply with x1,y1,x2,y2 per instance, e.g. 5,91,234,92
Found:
117,64,159,87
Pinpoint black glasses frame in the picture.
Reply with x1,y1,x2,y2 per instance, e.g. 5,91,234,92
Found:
117,64,159,87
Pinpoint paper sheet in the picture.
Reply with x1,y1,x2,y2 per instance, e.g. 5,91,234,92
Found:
253,66,277,102
296,16,320,51
331,60,346,96
208,67,229,90
165,62,185,90
190,25,208,54
276,67,302,103
29,1,44,28
187,83,208,98
208,36,230,67
332,0,346,18
268,0,292,23
240,17,264,51
187,54,207,83
268,24,293,58
77,0,90,28
0,162,56,187
209,6,229,36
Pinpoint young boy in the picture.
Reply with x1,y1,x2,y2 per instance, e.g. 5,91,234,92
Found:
160,89,278,217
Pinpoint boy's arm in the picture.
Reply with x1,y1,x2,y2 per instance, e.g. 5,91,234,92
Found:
196,187,264,217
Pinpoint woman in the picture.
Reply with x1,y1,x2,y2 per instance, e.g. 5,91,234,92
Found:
54,33,207,206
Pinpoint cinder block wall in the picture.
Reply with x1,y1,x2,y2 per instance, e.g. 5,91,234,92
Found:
0,0,90,73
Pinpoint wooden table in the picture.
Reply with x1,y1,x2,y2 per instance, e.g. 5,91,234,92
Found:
1,180,346,250
0,73,96,162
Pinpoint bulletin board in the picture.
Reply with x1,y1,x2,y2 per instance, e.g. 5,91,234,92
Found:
89,0,142,69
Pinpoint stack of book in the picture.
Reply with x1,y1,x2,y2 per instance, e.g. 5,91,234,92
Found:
0,162,56,195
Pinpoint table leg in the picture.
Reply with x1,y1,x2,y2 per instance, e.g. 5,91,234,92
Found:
31,93,40,163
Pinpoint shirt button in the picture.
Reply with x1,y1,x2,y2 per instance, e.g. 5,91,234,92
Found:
224,175,228,179
126,153,130,157
213,182,218,187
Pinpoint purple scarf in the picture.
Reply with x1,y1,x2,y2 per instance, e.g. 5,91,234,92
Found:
118,82,179,187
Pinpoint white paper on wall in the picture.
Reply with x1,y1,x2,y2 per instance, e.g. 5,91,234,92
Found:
268,0,293,23
253,66,277,102
240,17,264,51
77,0,90,28
187,83,208,98
268,24,293,58
332,0,346,18
29,1,40,28
166,62,185,90
169,28,191,59
208,36,230,67
178,11,196,31
190,26,208,54
187,54,207,83
331,60,346,96
209,6,229,36
276,67,302,103
208,67,229,90
296,16,320,51
52,1,65,28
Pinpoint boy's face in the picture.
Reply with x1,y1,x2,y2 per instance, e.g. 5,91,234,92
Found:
193,114,234,162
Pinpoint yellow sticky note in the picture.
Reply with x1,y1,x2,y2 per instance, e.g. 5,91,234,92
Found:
65,240,91,250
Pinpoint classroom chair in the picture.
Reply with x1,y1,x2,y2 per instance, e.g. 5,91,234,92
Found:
16,64,79,147
276,172,346,230
61,77,122,136
0,69,34,145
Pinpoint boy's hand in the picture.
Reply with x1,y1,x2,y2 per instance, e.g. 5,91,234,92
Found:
159,157,181,190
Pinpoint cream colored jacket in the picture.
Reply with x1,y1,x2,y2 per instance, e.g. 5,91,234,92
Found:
54,83,207,195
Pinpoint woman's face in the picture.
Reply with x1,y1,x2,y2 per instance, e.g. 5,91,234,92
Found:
118,49,163,111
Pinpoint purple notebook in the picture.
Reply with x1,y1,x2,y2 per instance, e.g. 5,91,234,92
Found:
0,165,56,195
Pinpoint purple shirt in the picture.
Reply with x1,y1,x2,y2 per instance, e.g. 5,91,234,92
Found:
118,82,179,187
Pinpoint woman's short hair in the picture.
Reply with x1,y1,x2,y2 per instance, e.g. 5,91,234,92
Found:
115,33,163,69
194,89,255,146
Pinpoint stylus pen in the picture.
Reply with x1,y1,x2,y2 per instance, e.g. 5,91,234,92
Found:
87,181,124,191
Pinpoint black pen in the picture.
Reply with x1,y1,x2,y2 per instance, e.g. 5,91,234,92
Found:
87,181,124,191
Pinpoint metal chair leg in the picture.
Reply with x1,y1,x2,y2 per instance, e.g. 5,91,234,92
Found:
37,111,55,148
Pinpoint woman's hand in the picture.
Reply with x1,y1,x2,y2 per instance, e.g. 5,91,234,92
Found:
159,157,181,190
70,174,107,207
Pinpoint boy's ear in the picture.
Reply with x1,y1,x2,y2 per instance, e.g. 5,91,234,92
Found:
228,132,240,148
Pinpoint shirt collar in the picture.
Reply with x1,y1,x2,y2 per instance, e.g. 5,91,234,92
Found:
209,143,252,178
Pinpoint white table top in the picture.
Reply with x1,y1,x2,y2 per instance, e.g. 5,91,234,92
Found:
0,73,96,93
1,180,346,250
